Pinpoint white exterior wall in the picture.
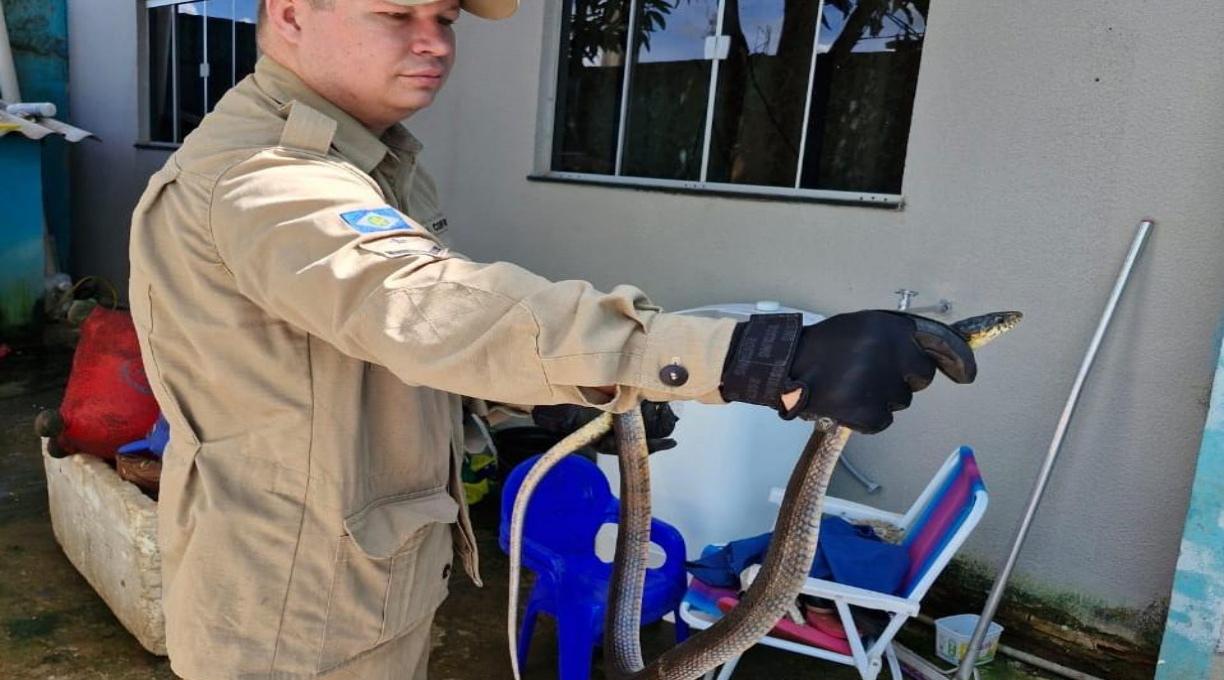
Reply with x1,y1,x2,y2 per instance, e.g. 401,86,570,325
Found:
68,0,1224,616
67,0,171,291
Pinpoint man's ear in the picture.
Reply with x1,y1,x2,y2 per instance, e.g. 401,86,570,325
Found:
266,0,305,46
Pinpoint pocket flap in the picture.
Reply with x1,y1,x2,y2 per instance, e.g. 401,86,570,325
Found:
344,489,459,560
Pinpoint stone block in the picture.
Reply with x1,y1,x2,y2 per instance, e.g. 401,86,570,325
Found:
42,440,166,655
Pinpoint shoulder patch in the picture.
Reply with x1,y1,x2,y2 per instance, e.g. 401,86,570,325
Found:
341,207,415,234
279,101,337,155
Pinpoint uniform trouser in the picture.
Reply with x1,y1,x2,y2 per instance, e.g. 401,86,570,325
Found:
184,615,435,680
321,614,435,680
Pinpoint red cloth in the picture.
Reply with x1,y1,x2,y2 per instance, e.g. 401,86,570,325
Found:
716,596,853,655
55,308,159,460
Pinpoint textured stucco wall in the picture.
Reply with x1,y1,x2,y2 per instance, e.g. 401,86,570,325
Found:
408,0,1224,618
66,0,171,291
65,0,1224,625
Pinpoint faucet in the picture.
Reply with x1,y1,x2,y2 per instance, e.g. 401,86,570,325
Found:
895,289,952,315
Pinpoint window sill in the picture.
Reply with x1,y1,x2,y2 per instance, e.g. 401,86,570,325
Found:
134,141,180,151
526,172,903,209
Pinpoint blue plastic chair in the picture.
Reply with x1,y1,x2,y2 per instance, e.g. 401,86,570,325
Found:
116,412,170,458
499,453,689,680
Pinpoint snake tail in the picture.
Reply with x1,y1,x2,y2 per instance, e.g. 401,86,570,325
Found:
507,411,615,680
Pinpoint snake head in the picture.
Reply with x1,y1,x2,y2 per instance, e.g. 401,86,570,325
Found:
951,311,1023,350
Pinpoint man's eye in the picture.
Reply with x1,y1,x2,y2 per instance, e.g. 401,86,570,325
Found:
379,12,409,19
439,16,458,26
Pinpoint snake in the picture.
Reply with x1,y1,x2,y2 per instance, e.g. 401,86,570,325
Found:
507,311,1022,680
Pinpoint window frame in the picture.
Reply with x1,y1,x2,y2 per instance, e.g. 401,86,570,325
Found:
139,0,258,146
531,0,910,207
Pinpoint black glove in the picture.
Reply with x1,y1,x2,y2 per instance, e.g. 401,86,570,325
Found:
530,401,679,454
719,311,976,434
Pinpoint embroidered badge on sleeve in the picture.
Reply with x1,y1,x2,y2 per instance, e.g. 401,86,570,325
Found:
340,207,416,234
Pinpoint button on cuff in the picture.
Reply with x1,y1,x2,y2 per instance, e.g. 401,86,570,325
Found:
659,363,689,387
636,314,736,402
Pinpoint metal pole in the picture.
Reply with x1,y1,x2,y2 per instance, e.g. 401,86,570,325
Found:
954,219,1154,678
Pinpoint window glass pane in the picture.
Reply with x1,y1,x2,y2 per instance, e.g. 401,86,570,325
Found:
207,2,235,106
551,0,631,175
799,0,926,194
706,0,818,186
148,5,176,142
176,1,208,141
206,0,258,93
620,0,718,180
233,0,259,83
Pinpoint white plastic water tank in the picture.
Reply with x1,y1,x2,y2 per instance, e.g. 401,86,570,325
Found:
596,301,825,561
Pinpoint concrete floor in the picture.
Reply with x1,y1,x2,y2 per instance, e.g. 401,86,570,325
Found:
0,342,1057,680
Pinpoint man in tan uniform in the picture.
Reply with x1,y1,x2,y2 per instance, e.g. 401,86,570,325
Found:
128,0,978,678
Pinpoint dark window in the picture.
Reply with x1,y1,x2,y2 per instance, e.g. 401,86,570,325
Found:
147,0,259,144
551,0,928,198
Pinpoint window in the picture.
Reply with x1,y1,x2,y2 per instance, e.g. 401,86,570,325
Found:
146,0,259,143
547,0,929,203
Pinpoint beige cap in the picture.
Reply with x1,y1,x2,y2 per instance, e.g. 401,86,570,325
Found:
390,0,518,20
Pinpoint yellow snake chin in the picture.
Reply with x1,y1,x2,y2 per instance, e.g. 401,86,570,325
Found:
957,311,1023,350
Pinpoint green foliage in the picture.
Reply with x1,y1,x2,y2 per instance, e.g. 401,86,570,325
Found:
568,0,683,63
823,0,926,35
568,0,930,66
0,281,38,335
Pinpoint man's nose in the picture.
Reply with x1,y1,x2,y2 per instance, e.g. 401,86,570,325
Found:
411,20,453,56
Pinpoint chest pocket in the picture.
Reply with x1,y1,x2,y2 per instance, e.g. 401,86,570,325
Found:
318,488,459,671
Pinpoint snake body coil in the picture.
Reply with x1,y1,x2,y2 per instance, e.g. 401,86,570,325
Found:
508,312,1021,680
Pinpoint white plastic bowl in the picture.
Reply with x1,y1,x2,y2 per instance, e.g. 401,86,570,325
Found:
935,614,1004,666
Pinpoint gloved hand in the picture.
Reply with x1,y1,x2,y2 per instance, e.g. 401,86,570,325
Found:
531,401,680,454
719,311,976,434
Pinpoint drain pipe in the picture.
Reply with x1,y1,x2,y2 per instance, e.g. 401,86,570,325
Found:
0,1,22,103
994,642,1108,680
953,219,1155,678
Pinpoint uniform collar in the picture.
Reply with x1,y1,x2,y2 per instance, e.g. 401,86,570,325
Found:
253,56,423,173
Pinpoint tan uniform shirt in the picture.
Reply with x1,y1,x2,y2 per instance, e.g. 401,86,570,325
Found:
128,56,736,680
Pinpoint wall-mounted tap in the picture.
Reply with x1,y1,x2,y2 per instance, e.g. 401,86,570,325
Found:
895,289,952,315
